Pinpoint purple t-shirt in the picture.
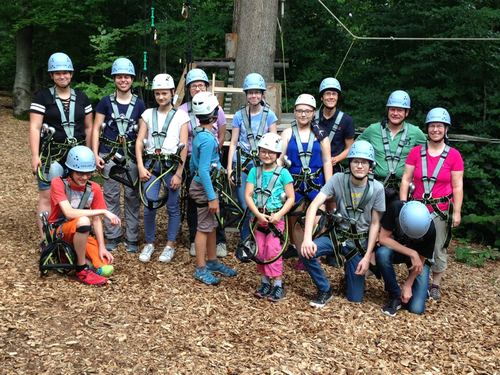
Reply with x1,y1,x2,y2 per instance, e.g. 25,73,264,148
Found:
178,102,226,154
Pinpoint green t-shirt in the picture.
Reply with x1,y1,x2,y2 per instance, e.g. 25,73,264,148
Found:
358,121,426,179
247,166,294,211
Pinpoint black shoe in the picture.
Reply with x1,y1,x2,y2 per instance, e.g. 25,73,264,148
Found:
325,255,338,267
310,288,334,308
381,298,402,317
254,282,272,299
268,285,285,302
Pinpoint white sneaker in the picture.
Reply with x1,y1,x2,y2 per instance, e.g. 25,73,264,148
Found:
139,243,155,262
216,242,227,257
159,246,175,263
189,242,196,257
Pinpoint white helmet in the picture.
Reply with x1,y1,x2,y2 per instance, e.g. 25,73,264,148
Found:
257,132,282,153
152,73,175,90
192,92,219,121
295,94,316,109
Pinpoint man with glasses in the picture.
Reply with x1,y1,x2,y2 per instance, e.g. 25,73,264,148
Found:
299,140,385,307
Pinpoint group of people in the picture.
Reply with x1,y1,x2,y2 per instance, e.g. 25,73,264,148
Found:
29,52,464,317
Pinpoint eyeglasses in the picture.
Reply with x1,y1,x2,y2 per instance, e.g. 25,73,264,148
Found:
259,149,277,155
350,159,370,167
190,83,206,90
295,109,314,116
74,171,94,177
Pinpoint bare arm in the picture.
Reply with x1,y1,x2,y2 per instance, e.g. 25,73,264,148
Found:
226,126,240,181
135,118,150,181
217,123,227,146
401,254,426,303
92,216,114,263
171,122,189,190
92,112,105,169
29,113,44,173
400,164,415,201
244,181,268,224
451,170,464,227
269,182,295,224
58,200,120,225
320,137,333,182
84,112,93,147
269,122,278,133
379,226,423,274
300,191,329,259
333,137,354,165
355,210,382,275
279,128,291,166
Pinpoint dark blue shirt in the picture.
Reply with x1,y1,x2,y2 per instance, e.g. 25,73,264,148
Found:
317,108,355,157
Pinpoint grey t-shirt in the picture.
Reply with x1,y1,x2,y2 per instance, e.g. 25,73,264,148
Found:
320,172,386,232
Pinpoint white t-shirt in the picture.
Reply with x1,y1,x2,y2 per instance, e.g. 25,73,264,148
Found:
141,108,189,155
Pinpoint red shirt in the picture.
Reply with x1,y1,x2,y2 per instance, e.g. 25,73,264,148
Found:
49,177,107,223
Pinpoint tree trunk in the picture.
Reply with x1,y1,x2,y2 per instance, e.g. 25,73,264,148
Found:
13,26,33,118
231,0,279,112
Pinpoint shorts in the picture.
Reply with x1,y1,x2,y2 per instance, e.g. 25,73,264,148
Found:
37,174,51,191
431,215,449,273
189,180,218,233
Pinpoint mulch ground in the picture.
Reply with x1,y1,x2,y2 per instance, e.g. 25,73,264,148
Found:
0,95,498,375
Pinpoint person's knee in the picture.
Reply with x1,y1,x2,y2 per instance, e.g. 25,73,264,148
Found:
76,216,91,228
375,246,392,264
407,302,425,315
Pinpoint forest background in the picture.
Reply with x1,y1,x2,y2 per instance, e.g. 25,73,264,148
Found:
1,0,498,246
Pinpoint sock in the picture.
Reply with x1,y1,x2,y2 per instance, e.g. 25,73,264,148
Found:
261,276,270,284
76,264,87,272
274,279,283,287
431,284,440,289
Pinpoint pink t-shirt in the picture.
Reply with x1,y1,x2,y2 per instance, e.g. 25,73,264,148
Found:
406,144,464,212
177,102,226,154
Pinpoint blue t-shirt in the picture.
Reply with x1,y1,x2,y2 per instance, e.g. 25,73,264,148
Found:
95,95,146,154
190,128,221,201
247,166,293,211
232,106,278,160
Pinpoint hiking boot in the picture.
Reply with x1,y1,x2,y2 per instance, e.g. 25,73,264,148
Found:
189,242,196,257
194,267,220,286
216,242,228,257
139,243,155,263
206,261,237,277
429,285,441,301
124,240,138,253
381,298,402,317
268,285,285,302
76,268,108,286
105,237,122,252
254,282,272,299
310,288,334,308
96,264,114,277
159,246,175,263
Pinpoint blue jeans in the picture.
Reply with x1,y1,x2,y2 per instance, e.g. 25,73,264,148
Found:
300,236,366,303
143,172,180,243
375,245,430,315
234,161,253,241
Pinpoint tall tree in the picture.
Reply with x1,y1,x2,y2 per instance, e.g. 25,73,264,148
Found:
232,0,279,111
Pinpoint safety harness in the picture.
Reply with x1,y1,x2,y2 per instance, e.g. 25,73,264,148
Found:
417,143,454,248
379,120,409,190
38,87,81,183
232,104,270,185
139,108,183,210
99,94,139,188
315,109,344,143
290,121,323,194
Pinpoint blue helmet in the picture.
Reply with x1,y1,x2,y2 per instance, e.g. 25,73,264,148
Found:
48,161,65,181
347,140,375,163
386,90,411,109
48,52,74,72
399,201,432,239
186,68,209,86
243,73,266,92
65,146,96,172
425,107,451,126
319,77,342,95
111,57,135,76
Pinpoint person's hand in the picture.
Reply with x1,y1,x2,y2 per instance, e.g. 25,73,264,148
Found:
452,211,461,227
256,212,270,225
227,167,235,186
208,199,219,214
170,174,182,190
31,155,41,174
401,282,413,304
138,166,151,182
331,156,339,166
301,238,317,259
408,251,423,274
269,212,282,224
95,155,105,170
104,211,121,226
355,255,370,275
99,248,114,263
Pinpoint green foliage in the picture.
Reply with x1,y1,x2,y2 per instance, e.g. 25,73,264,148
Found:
455,243,499,268
456,214,500,247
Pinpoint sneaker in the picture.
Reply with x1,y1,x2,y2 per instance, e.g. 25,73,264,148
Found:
139,243,155,263
206,261,237,277
96,265,114,277
381,298,402,317
124,240,138,253
254,282,272,299
75,268,108,286
194,268,220,286
159,246,175,263
105,237,122,252
189,242,196,257
268,285,285,302
216,242,228,257
429,285,441,301
310,288,334,308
